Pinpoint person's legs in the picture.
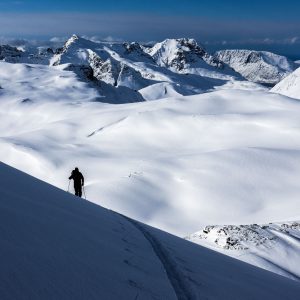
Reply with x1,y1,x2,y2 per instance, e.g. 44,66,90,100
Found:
74,184,82,197
74,185,80,196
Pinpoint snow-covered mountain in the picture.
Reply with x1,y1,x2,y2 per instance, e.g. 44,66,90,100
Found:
187,221,300,281
215,49,296,85
51,35,150,89
271,67,300,99
1,161,300,299
146,38,238,80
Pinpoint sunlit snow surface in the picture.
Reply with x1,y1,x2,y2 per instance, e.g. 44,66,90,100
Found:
271,67,300,99
1,61,300,238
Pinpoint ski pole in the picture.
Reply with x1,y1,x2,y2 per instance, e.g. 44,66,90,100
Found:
83,186,86,200
67,180,70,192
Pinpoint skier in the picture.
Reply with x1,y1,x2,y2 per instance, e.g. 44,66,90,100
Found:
69,167,84,197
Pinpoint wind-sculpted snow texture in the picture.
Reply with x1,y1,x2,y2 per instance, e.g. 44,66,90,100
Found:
271,67,300,99
0,162,300,299
216,49,297,85
187,222,300,281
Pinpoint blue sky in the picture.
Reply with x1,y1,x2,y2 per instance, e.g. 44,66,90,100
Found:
1,0,299,19
0,0,299,57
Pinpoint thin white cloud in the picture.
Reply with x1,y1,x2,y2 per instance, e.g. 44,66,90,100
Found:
49,36,68,43
289,37,299,44
205,37,300,46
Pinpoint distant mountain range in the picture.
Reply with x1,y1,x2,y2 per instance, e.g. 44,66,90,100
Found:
1,35,298,103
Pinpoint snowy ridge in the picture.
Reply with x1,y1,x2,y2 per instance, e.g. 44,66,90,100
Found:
187,221,300,281
271,67,300,99
216,49,296,85
1,162,300,299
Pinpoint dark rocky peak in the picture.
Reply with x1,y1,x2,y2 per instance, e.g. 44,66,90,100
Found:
123,42,143,53
245,52,261,64
0,45,23,60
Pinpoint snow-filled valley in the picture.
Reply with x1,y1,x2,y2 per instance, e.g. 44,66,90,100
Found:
1,35,300,295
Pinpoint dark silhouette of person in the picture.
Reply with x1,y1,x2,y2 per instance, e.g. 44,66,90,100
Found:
69,167,84,197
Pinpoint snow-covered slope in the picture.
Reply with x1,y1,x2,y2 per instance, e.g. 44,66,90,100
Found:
216,49,296,85
0,60,143,105
1,161,300,299
1,60,300,238
187,221,300,281
271,67,300,99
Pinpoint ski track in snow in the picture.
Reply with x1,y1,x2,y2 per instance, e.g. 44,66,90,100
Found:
122,215,195,300
87,117,128,137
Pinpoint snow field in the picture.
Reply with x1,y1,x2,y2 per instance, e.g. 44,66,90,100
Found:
1,61,300,237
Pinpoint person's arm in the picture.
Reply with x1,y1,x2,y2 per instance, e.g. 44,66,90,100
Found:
69,171,73,180
81,174,84,186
